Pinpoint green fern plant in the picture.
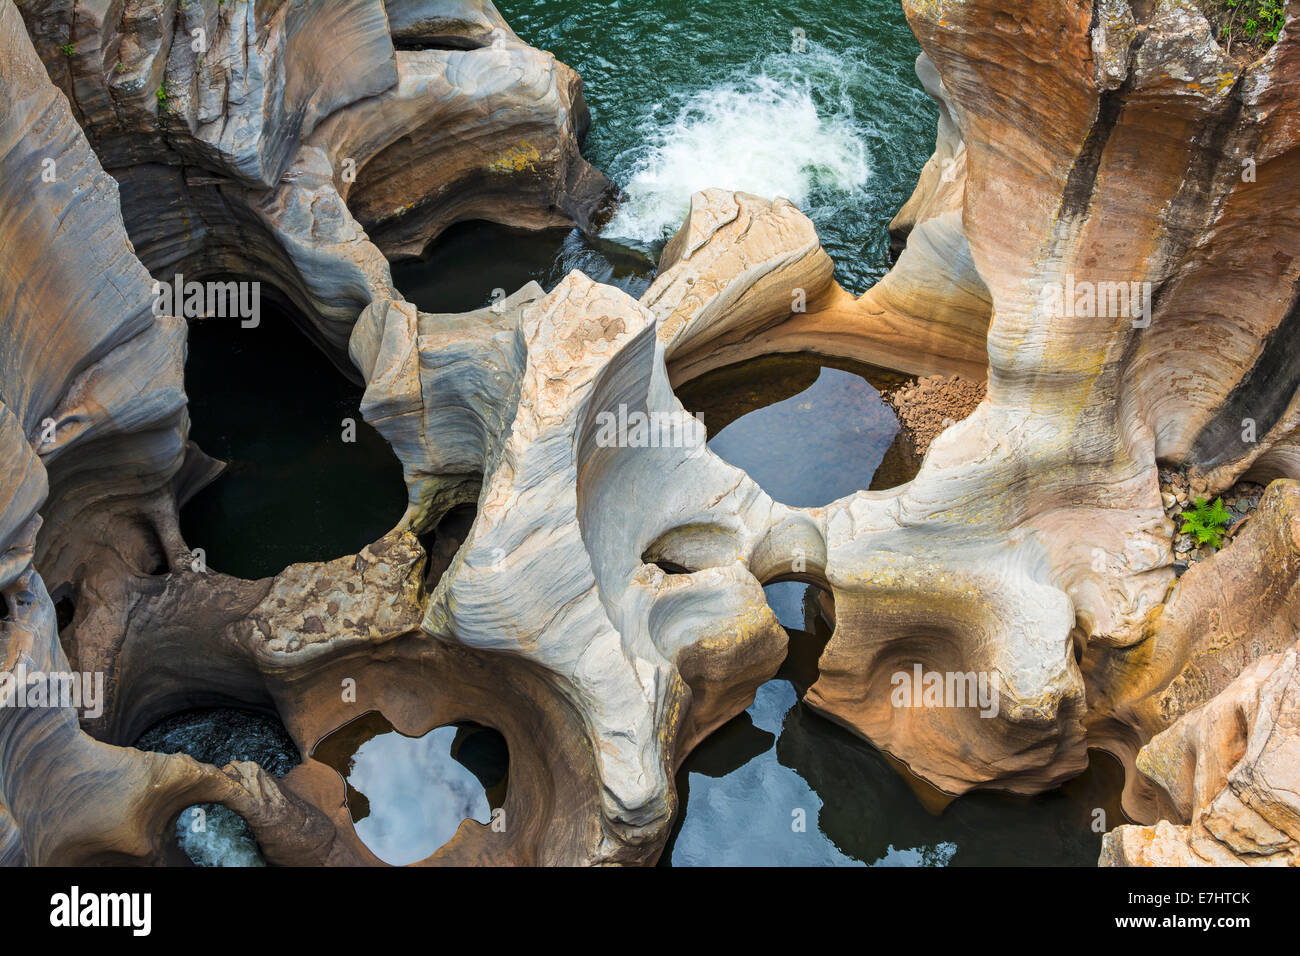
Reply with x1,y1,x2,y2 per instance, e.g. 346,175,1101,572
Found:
59,43,75,56
1180,497,1233,549
1220,0,1286,48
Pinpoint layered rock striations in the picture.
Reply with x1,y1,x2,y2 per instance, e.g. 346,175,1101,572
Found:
1,0,1300,867
1101,635,1300,866
14,0,614,357
0,0,628,865
891,0,1300,855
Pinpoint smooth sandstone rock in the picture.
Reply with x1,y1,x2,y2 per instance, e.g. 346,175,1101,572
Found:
1102,642,1300,866
3,0,1300,868
1086,479,1300,826
16,0,614,362
0,0,621,865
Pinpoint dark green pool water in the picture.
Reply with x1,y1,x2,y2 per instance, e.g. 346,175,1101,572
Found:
179,309,407,580
391,221,656,314
496,0,937,292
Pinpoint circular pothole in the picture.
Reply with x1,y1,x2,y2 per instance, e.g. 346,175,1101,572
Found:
675,355,915,506
313,711,509,866
178,297,407,579
135,707,300,867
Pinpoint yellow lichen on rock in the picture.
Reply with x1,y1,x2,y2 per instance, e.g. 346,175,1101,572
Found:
490,141,541,174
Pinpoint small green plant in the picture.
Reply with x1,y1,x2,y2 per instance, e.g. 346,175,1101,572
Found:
1219,0,1286,50
1180,497,1233,549
156,80,168,106
59,43,75,56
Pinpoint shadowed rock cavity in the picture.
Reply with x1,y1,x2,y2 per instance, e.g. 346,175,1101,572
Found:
390,219,657,315
136,707,300,866
178,299,407,579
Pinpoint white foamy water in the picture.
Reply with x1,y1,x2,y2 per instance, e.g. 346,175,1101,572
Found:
604,55,872,243
177,804,266,867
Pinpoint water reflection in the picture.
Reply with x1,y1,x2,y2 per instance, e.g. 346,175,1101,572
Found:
313,712,508,866
675,356,914,507
663,582,1128,867
669,678,866,866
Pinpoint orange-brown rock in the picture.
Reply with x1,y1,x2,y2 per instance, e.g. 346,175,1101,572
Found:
1101,640,1300,865
5,0,1300,870
1086,479,1300,825
885,374,987,464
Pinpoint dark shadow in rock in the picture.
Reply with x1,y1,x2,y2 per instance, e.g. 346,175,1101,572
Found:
178,299,407,580
421,503,478,589
450,722,511,810
51,589,76,633
644,558,694,575
389,220,656,315
392,36,491,51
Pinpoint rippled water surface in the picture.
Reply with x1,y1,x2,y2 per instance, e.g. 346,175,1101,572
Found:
136,708,300,867
495,0,937,291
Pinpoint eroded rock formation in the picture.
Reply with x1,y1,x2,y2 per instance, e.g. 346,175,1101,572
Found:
1101,636,1300,865
0,0,628,865
2,0,1300,868
13,0,614,358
